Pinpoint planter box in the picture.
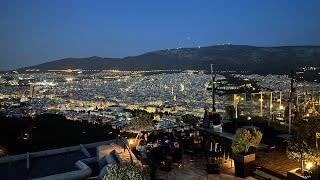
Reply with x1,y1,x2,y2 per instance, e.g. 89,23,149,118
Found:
233,153,255,178
207,163,219,174
233,153,255,163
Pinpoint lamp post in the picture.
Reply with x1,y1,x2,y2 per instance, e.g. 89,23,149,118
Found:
233,95,243,119
260,92,263,117
269,92,273,127
234,94,239,119
118,135,134,165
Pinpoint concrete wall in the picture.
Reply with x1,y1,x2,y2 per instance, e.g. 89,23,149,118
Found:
0,139,116,164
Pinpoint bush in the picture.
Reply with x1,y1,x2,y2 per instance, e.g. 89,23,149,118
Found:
287,118,320,173
287,137,320,172
103,162,149,180
181,114,200,126
131,117,154,131
231,128,263,154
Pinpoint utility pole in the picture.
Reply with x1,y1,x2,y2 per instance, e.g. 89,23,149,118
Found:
260,91,263,117
303,85,306,113
288,70,295,135
211,64,216,112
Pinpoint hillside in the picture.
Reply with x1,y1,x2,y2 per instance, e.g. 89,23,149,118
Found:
17,45,320,74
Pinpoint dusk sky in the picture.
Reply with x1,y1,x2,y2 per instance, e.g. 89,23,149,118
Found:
1,0,320,70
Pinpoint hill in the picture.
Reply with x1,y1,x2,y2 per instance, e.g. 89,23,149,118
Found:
17,45,320,74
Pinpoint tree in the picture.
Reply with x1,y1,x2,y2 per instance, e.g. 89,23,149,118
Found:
296,118,320,147
287,137,319,172
231,128,263,154
103,162,149,180
181,114,200,126
131,116,154,131
287,118,320,173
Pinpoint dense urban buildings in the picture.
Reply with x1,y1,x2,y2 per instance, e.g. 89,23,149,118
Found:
0,68,320,179
1,0,320,179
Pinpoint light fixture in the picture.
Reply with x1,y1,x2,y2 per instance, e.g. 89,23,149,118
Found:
129,139,134,145
305,162,313,170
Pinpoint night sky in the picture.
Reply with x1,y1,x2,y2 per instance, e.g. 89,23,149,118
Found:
1,0,320,70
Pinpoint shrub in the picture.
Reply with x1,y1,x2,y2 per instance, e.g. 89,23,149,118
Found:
287,135,320,173
181,114,200,126
103,162,149,180
231,128,263,154
131,116,154,131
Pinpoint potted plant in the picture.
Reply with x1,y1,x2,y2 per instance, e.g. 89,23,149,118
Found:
231,128,263,178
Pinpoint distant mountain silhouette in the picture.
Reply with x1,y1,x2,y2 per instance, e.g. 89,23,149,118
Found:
17,45,320,74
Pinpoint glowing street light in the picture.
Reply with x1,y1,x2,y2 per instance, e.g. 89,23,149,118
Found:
259,92,263,117
129,139,134,145
234,94,243,119
305,162,313,170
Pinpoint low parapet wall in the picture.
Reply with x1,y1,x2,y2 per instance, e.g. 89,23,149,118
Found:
0,139,127,180
30,159,94,180
0,139,116,164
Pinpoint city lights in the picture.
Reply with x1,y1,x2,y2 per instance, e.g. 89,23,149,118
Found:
0,1,319,179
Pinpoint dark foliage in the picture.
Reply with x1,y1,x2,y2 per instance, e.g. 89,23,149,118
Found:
0,114,117,155
181,114,200,125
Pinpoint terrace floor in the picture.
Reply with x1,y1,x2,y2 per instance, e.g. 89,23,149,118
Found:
0,151,86,180
155,154,256,180
255,150,299,178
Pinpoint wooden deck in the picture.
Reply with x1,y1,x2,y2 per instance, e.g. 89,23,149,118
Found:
255,150,299,178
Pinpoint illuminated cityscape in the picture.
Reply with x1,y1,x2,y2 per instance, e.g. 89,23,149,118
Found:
1,1,320,180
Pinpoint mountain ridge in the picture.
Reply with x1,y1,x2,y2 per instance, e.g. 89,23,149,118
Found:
15,45,320,74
